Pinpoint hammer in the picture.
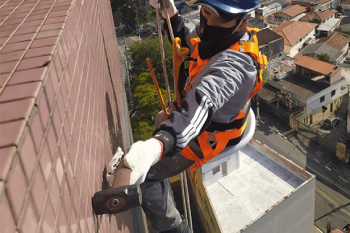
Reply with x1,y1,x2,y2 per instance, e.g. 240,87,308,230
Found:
91,160,142,215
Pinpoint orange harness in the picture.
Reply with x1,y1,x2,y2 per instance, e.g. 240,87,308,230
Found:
180,27,267,171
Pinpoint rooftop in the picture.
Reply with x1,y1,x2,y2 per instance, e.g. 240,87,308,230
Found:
299,10,336,21
275,5,306,17
317,32,350,51
294,55,341,76
205,139,315,233
300,43,343,61
256,28,284,46
273,21,318,46
291,0,320,4
339,16,350,26
316,18,341,31
278,73,329,100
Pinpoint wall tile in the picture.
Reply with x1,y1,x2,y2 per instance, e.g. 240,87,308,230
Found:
37,92,50,129
0,120,26,148
31,36,60,48
0,192,16,233
0,81,42,104
17,55,52,71
19,198,39,233
31,168,46,214
40,139,53,184
0,146,16,180
8,67,48,85
0,98,35,124
40,199,56,233
6,155,27,218
50,172,60,216
18,132,37,180
24,45,56,59
29,111,44,153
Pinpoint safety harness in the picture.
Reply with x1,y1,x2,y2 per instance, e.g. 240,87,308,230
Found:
180,27,267,171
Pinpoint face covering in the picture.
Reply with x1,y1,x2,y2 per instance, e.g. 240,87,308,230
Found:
199,11,238,42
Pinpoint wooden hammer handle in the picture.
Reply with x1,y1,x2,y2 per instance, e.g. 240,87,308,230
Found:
112,160,132,188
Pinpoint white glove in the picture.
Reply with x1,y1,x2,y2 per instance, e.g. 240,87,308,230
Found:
106,147,124,186
149,0,177,18
124,138,163,185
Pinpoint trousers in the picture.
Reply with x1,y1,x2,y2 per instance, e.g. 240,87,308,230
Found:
140,151,195,232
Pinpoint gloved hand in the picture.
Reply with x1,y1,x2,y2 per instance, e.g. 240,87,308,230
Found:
124,138,163,185
106,147,124,186
149,0,177,18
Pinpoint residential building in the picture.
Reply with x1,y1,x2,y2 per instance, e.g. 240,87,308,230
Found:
300,43,343,63
334,16,350,34
291,0,337,12
299,9,336,22
247,18,266,29
273,21,318,57
317,33,350,56
257,28,285,59
340,0,350,16
275,4,307,20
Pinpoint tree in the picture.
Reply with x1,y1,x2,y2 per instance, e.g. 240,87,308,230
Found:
110,0,155,27
336,5,345,15
339,32,350,39
318,53,332,63
129,37,174,90
262,68,269,85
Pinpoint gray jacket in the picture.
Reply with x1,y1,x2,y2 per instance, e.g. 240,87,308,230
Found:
154,16,257,156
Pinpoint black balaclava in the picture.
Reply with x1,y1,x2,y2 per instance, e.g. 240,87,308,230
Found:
198,10,246,59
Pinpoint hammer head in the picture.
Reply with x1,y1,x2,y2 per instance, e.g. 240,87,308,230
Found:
92,184,142,215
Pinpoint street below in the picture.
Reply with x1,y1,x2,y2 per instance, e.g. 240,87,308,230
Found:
254,108,350,232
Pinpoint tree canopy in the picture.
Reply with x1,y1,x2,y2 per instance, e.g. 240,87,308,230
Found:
129,36,174,90
318,53,332,63
336,5,345,15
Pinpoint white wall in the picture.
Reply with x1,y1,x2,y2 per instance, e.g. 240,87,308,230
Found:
288,28,315,57
306,78,348,114
243,172,315,233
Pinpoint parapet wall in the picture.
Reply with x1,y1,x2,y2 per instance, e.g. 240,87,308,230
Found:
0,0,133,232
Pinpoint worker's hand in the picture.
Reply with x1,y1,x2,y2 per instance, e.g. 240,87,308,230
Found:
106,147,124,186
124,138,163,185
149,0,177,18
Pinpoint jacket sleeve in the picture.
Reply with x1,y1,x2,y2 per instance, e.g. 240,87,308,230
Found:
152,51,257,157
163,13,197,50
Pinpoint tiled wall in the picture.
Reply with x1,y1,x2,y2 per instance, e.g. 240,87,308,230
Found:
0,0,134,232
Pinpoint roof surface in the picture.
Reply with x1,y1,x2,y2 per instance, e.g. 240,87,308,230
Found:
301,43,343,61
317,32,350,50
279,73,328,99
341,0,350,4
299,10,336,21
316,18,341,31
206,141,313,233
275,5,306,17
294,55,341,75
340,16,350,25
273,21,317,45
256,28,284,46
291,0,320,4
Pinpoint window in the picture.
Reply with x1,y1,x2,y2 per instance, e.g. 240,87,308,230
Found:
320,95,325,103
213,165,220,175
331,90,336,97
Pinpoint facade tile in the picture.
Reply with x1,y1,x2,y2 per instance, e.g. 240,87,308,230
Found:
40,199,55,233
0,193,17,233
54,55,64,81
0,50,25,63
48,9,70,18
8,67,48,85
24,45,56,59
46,122,57,159
7,32,36,44
45,16,67,24
37,89,50,129
29,111,44,152
41,23,64,31
17,55,52,70
55,152,64,185
19,199,38,233
18,132,37,179
36,29,62,39
0,81,42,104
0,73,10,87
50,173,60,215
57,203,69,233
0,120,26,148
40,138,53,184
43,74,56,107
31,36,59,48
21,19,43,28
0,61,17,74
16,25,40,35
31,168,46,214
6,155,27,218
0,40,30,53
0,98,35,124
0,146,16,181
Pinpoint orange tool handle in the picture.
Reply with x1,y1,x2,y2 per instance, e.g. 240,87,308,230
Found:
147,58,169,117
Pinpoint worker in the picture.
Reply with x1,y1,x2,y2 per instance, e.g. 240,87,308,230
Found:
107,0,263,232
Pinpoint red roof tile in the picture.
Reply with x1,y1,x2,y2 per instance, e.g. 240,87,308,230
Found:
273,21,317,45
317,33,350,51
299,10,336,22
294,55,341,75
276,5,306,18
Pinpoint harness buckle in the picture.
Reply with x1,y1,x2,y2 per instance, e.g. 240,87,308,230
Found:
207,130,217,147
